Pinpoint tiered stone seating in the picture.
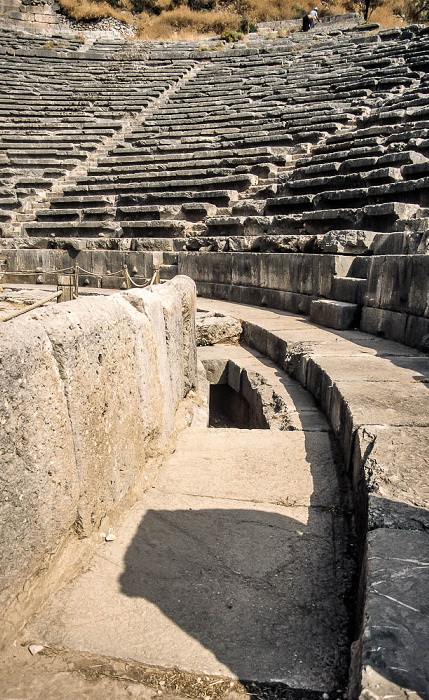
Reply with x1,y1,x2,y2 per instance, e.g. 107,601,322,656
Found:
10,29,395,249
1,22,428,347
173,27,429,344
0,26,194,238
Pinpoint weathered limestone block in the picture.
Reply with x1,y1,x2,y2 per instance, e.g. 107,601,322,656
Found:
0,278,197,646
179,252,351,299
352,425,429,534
310,299,360,330
180,252,234,285
317,230,376,254
31,296,149,537
360,307,407,345
154,282,187,414
171,275,197,395
115,291,175,460
196,311,242,346
0,319,79,641
365,255,429,317
405,314,429,352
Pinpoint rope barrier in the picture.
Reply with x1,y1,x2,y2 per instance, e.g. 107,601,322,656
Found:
127,275,151,289
2,264,160,291
148,270,158,290
3,267,74,275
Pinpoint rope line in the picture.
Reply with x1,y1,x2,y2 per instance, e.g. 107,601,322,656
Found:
3,265,159,288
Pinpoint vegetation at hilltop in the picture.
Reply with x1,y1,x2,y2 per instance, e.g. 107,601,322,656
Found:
57,0,428,39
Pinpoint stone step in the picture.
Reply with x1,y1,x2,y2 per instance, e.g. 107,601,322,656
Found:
296,145,386,167
116,190,239,208
314,188,369,209
284,173,363,195
49,195,115,209
309,299,361,330
78,166,265,185
289,161,342,180
363,166,403,185
63,174,258,197
92,157,282,175
106,146,285,163
14,178,53,193
0,210,11,222
22,221,120,238
264,195,315,214
231,200,266,216
0,197,21,211
120,220,190,238
36,208,114,223
0,156,83,167
159,263,178,279
331,276,368,305
348,255,372,277
401,161,429,179
313,134,383,154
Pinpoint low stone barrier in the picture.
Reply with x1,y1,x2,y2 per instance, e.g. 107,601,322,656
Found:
180,251,352,315
0,275,197,647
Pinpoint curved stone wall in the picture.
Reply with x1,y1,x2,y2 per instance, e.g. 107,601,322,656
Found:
0,275,197,647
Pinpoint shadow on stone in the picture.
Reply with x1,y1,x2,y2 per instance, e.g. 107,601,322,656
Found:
119,506,350,691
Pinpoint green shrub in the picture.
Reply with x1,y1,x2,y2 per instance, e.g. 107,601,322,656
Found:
220,28,244,41
239,17,258,32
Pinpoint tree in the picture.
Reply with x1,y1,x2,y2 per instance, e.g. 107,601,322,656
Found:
405,0,429,20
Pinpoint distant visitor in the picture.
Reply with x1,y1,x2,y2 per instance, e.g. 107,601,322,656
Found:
303,7,318,30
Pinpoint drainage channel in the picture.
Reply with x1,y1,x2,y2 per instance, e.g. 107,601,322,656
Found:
21,341,355,699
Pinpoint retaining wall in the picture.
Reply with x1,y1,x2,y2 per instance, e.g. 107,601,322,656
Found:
0,275,197,647
0,0,61,30
179,252,429,351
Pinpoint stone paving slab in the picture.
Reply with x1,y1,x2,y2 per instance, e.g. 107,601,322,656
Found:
194,298,429,700
197,304,424,359
25,424,350,691
353,425,429,530
156,429,340,507
26,492,348,689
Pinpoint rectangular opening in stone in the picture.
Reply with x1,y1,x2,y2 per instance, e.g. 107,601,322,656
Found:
209,383,269,429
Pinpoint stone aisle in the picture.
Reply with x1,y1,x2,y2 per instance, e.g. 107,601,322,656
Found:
22,397,352,693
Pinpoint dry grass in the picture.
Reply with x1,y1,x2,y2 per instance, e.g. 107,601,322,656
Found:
58,0,134,23
370,2,406,26
136,6,240,39
239,0,306,22
58,0,419,37
321,0,407,27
